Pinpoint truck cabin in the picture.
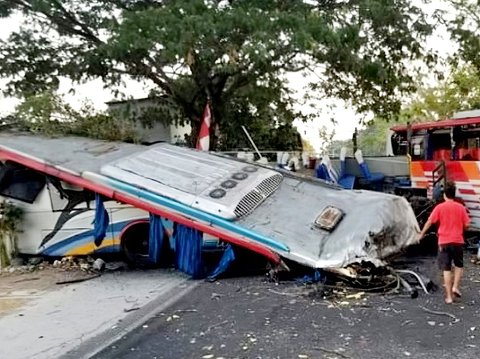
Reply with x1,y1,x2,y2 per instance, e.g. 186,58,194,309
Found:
389,111,480,162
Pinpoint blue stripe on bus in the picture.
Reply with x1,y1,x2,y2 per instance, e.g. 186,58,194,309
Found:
42,219,137,256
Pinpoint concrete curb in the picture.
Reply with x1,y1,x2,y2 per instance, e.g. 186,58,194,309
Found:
60,280,199,359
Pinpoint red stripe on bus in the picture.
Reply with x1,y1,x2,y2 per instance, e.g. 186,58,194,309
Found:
458,188,477,195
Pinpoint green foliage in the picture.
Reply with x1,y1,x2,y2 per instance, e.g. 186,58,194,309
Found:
328,138,352,157
0,201,23,267
318,125,336,153
0,202,23,233
8,92,139,142
13,91,79,135
0,0,436,149
448,0,480,74
358,119,402,156
215,85,301,150
73,113,139,142
407,65,480,120
301,138,316,155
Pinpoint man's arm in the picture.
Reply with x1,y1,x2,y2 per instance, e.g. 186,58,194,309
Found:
464,210,471,229
420,206,439,240
419,219,433,240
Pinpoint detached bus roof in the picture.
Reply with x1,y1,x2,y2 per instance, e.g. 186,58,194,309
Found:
391,116,480,133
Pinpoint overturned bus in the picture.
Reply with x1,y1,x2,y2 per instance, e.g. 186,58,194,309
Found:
0,133,420,277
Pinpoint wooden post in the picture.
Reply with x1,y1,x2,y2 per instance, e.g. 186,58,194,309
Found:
406,122,412,156
352,127,358,153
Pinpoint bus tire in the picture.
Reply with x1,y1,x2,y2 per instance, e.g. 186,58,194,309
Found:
120,220,153,268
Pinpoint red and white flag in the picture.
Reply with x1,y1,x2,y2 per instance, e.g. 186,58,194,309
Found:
196,103,211,151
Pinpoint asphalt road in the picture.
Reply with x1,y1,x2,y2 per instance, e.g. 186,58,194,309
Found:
93,256,480,359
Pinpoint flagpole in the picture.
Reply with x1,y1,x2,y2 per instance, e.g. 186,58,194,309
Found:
241,125,262,160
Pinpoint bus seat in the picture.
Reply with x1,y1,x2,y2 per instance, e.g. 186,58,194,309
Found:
315,152,356,190
470,148,480,161
338,147,355,189
354,150,384,191
339,147,347,179
316,155,339,184
433,149,451,161
458,148,477,160
316,162,334,183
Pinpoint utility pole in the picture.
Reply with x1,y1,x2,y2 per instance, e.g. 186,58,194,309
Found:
352,127,358,153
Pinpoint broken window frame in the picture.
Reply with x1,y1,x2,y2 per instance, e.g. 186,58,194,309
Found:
0,161,46,204
46,177,94,212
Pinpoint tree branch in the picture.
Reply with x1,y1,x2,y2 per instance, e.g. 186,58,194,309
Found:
449,0,480,24
223,73,251,98
128,59,198,121
49,0,103,44
8,0,103,44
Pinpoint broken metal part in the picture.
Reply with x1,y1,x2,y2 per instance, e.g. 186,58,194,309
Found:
56,273,101,285
324,267,358,279
395,269,430,295
266,260,291,283
323,265,400,293
398,276,419,298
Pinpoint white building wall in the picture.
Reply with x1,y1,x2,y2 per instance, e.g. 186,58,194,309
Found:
107,98,191,144
170,123,192,145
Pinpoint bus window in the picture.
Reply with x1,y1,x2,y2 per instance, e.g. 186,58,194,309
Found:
390,133,407,156
0,162,45,203
47,179,94,212
410,136,424,160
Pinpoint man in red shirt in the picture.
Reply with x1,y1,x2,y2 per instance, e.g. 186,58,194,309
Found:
419,181,470,304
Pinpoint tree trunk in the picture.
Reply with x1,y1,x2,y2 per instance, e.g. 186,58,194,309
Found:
209,105,218,151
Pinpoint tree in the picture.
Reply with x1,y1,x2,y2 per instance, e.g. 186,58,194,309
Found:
0,0,436,150
408,65,480,120
448,0,480,74
357,118,402,155
327,138,351,157
301,138,316,155
6,92,139,141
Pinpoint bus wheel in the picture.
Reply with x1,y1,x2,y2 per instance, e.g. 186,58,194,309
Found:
120,221,152,268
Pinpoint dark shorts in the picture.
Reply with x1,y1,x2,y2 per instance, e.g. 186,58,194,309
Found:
438,244,464,271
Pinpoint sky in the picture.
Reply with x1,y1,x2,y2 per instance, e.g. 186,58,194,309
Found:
0,3,456,152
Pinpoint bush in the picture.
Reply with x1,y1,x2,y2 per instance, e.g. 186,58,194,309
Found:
0,202,23,268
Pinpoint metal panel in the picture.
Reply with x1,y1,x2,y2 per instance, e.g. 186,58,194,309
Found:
0,133,144,174
238,177,420,268
101,145,282,219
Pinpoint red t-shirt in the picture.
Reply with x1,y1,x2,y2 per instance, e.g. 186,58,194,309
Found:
429,200,470,245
